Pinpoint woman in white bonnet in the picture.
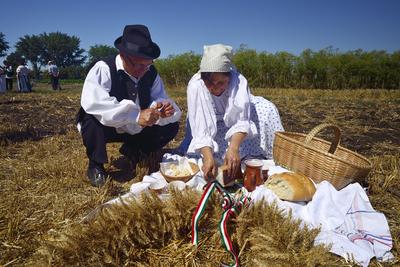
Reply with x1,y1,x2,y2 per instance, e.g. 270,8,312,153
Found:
178,44,284,181
16,59,32,93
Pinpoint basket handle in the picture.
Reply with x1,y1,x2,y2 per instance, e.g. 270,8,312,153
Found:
304,123,341,154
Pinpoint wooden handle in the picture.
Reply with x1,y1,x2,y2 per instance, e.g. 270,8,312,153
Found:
304,123,341,154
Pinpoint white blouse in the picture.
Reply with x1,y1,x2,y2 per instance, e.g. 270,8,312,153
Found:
16,65,29,76
80,55,181,135
187,70,258,153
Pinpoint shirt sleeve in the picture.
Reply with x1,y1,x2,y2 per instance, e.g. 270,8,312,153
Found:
81,61,143,134
224,73,258,140
186,78,219,153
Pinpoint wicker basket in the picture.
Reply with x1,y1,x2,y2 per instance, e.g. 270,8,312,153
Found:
273,123,372,190
160,162,200,183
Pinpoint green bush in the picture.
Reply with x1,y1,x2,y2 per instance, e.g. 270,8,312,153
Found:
59,65,86,80
154,48,400,89
155,52,201,87
30,48,400,89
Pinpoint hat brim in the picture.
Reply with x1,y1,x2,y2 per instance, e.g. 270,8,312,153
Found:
114,36,161,59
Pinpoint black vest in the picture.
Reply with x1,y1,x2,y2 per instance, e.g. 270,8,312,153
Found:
76,55,158,123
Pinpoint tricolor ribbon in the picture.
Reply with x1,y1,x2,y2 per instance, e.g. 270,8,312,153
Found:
191,181,219,245
191,180,251,267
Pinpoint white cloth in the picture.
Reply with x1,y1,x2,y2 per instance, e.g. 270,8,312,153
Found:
80,54,181,135
186,70,258,154
102,155,394,266
251,181,394,266
103,154,207,207
199,44,233,72
161,153,207,191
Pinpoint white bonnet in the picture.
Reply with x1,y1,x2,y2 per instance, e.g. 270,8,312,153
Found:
199,44,233,72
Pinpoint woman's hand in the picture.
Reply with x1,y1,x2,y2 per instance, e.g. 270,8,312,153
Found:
200,147,217,182
202,158,218,182
224,146,241,178
225,132,247,178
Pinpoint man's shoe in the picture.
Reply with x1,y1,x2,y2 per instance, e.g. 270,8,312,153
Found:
87,165,107,187
119,144,139,169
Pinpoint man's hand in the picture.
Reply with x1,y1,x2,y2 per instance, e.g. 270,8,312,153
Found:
155,101,175,118
138,108,161,127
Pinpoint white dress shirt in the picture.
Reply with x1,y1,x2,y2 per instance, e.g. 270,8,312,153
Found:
48,64,59,76
186,70,258,153
80,55,181,135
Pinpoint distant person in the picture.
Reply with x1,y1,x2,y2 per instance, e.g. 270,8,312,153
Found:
0,66,5,93
178,44,284,181
16,60,32,93
48,60,60,90
4,62,14,91
76,24,182,187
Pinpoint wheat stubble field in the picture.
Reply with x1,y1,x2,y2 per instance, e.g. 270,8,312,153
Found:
0,84,399,266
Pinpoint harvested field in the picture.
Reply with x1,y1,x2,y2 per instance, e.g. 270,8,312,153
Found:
0,84,399,266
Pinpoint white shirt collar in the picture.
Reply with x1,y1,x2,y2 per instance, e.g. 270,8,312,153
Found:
116,54,139,83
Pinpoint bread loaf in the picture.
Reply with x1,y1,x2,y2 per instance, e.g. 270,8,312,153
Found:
264,172,316,201
216,165,235,187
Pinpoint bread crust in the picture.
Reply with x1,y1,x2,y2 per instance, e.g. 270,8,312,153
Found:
264,172,316,201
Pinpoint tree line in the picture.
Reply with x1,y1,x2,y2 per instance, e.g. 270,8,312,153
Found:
0,32,118,80
1,32,399,89
156,47,400,89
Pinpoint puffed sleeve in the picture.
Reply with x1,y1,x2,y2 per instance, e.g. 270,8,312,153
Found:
186,76,219,153
81,61,143,134
224,73,258,140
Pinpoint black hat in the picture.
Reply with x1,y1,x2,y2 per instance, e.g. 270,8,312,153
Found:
114,24,161,59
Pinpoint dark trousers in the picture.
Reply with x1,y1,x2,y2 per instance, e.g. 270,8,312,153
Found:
80,113,179,165
6,78,12,90
51,76,60,90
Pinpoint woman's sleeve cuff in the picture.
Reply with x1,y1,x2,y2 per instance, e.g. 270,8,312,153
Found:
224,120,258,140
187,137,219,154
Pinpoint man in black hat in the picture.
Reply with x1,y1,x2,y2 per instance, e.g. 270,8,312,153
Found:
76,24,181,187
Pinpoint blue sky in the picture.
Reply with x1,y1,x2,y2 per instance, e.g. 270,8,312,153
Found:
1,0,399,60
